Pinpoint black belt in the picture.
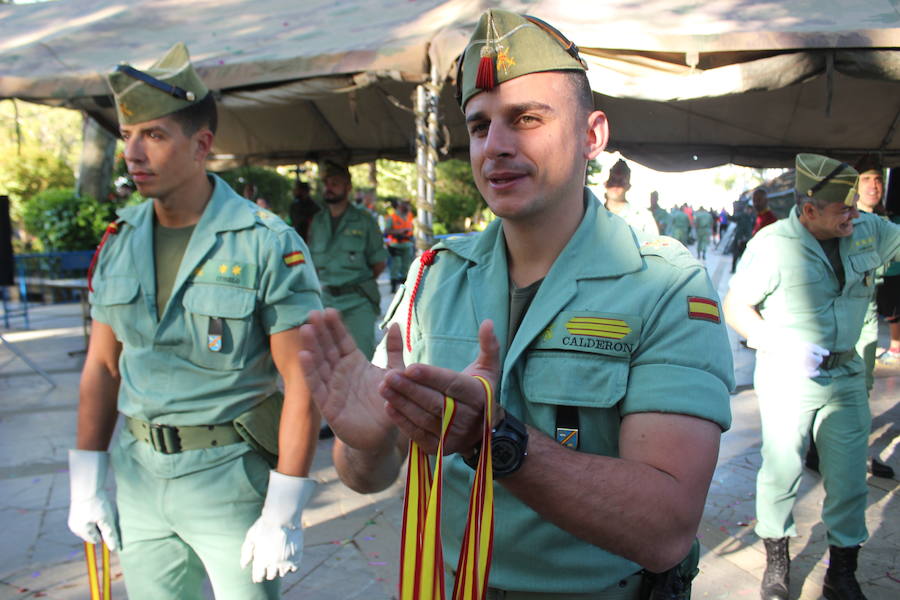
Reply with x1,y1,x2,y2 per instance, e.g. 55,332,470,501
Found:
325,279,371,296
821,349,856,370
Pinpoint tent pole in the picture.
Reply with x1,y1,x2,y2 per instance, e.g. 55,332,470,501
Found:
424,65,440,248
414,84,429,252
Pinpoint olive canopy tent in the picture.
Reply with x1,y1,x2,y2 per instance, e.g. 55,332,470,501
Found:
2,0,900,171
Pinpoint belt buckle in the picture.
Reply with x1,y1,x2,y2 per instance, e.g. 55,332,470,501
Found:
821,353,836,370
149,424,182,454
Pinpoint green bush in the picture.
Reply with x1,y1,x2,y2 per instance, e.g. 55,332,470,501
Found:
21,188,118,252
434,159,486,233
217,166,294,216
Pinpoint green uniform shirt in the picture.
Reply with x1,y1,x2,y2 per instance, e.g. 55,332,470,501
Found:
652,207,670,234
90,174,322,477
729,207,900,376
668,209,691,244
307,203,388,312
694,211,713,240
376,190,733,593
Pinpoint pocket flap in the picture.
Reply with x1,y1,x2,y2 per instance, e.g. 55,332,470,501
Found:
849,251,881,273
183,285,256,319
90,277,140,306
523,351,628,409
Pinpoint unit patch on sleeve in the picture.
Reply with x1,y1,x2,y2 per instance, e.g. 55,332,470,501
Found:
283,251,306,267
687,296,721,323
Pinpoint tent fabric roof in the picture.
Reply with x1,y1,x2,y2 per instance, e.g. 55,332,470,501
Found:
3,0,900,171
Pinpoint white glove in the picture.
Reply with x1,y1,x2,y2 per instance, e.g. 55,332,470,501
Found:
747,323,828,378
240,471,317,583
67,449,121,551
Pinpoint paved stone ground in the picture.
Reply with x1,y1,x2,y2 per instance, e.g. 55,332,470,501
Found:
1,249,897,599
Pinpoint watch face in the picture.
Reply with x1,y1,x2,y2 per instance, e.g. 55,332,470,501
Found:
493,437,520,470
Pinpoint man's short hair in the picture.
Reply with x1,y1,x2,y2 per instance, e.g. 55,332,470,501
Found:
566,71,594,118
169,91,218,136
854,154,883,174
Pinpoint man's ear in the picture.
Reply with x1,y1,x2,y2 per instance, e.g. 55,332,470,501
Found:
584,110,609,160
193,129,214,163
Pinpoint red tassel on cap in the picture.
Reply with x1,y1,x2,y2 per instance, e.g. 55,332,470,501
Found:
475,55,495,90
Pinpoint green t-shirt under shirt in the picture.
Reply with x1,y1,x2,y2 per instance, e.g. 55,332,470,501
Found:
154,221,196,318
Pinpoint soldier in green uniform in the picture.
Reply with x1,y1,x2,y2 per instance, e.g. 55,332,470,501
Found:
298,9,734,598
852,156,895,478
307,163,387,360
693,208,714,260
66,43,323,600
650,191,670,235
724,154,900,600
668,206,691,246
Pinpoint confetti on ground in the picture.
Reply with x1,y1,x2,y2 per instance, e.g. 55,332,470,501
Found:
886,571,900,584
719,526,728,533
364,536,375,540
368,561,387,566
31,572,40,577
736,522,750,526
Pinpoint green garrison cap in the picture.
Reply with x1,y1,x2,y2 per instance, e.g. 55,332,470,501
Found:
107,42,208,125
457,9,587,108
796,153,859,207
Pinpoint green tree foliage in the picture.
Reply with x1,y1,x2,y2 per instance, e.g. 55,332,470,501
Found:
20,188,118,252
217,165,293,216
434,159,486,233
0,100,82,222
0,147,75,221
374,160,417,200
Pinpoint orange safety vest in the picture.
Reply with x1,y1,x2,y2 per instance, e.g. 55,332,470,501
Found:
387,211,415,244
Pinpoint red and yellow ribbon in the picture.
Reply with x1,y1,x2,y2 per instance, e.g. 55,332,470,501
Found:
400,375,495,600
84,541,111,600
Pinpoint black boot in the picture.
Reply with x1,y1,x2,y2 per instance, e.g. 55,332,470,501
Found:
869,458,894,479
824,545,867,600
760,538,789,600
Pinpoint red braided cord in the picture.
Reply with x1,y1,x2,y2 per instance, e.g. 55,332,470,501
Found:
406,249,439,352
87,221,120,292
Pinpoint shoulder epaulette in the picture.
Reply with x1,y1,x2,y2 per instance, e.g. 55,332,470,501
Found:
87,218,125,292
252,207,292,233
638,236,698,269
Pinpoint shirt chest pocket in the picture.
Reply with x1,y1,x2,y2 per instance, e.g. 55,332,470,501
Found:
178,285,257,370
90,277,144,346
338,231,366,265
848,251,881,297
781,265,828,311
521,351,628,454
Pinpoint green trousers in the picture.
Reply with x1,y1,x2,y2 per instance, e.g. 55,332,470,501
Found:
389,242,414,283
753,354,870,547
855,299,878,391
340,299,379,360
112,447,279,600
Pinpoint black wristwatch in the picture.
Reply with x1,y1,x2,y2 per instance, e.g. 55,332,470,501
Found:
462,411,529,478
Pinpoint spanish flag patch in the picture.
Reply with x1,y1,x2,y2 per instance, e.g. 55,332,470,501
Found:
688,296,720,323
283,251,305,267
